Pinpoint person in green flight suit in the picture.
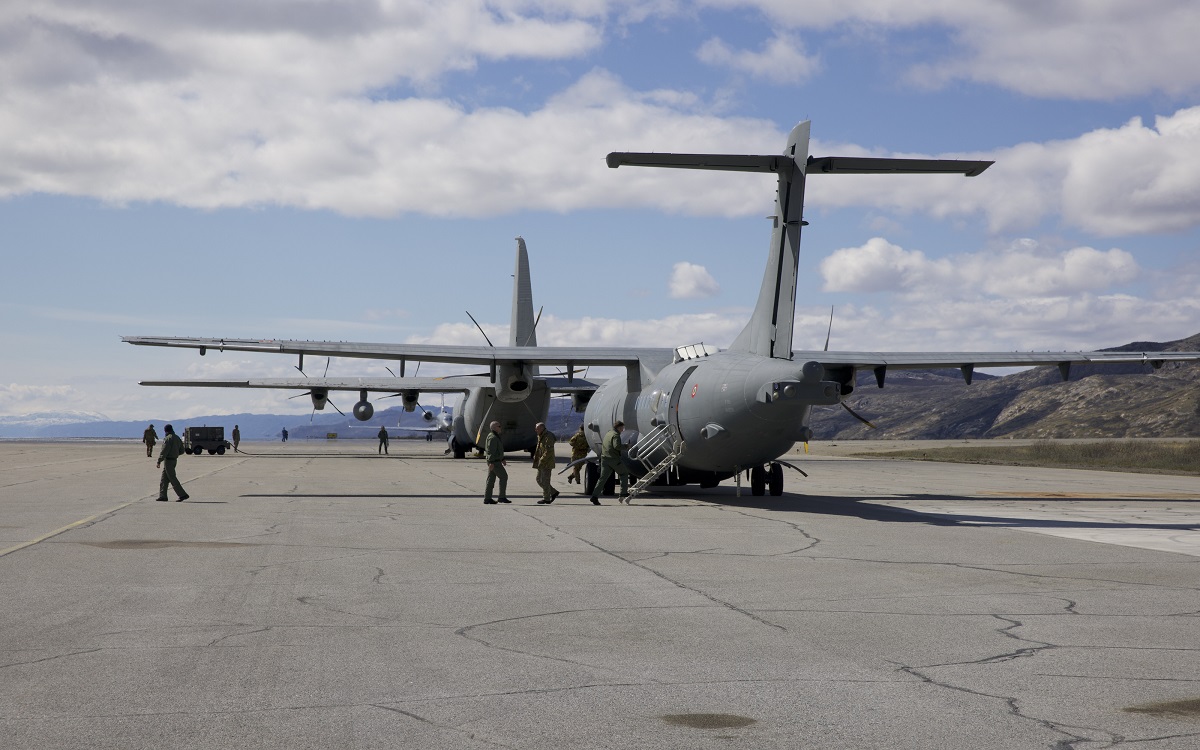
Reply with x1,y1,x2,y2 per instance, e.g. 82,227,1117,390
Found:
566,424,588,485
483,420,510,505
377,426,389,455
155,424,190,502
232,424,241,453
142,424,158,457
589,421,629,505
532,422,560,504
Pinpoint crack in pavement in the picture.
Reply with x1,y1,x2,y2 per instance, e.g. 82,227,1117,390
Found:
516,509,786,631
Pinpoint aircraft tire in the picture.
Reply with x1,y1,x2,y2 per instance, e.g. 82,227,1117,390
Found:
451,439,466,459
584,462,598,495
217,446,225,455
768,463,784,496
750,466,766,496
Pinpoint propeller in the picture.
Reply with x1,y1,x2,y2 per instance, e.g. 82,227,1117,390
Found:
840,401,876,429
465,310,495,347
291,356,345,421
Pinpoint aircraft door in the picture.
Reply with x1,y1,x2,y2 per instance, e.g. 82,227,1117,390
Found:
663,365,699,430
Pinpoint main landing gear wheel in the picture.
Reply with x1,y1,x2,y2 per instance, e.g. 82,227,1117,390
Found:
451,438,466,459
768,462,784,496
750,466,766,496
584,462,599,496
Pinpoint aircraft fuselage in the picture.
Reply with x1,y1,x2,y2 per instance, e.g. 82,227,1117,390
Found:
583,352,843,480
454,380,551,453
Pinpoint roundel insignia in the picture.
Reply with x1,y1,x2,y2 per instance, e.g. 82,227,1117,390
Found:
691,384,698,398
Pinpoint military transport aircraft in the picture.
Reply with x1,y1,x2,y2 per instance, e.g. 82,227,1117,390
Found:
132,238,598,458
125,120,1200,498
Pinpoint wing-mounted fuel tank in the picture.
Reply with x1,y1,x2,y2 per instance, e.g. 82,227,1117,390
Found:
352,390,374,421
494,362,533,403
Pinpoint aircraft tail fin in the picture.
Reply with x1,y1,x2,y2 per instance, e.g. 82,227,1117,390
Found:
510,236,537,348
607,122,991,359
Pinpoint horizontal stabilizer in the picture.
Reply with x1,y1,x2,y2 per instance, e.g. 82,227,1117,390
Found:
606,153,788,173
806,156,992,177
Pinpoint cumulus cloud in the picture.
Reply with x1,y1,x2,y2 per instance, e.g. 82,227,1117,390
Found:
820,237,1141,299
710,0,1200,99
809,107,1200,236
668,262,721,299
696,31,820,84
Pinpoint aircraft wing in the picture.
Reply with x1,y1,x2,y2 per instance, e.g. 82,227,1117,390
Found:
137,376,494,393
137,375,605,393
797,349,1200,384
122,336,672,370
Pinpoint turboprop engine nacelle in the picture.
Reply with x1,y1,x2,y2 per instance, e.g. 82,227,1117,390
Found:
494,363,532,403
352,390,374,421
310,388,329,411
401,390,420,412
571,391,593,412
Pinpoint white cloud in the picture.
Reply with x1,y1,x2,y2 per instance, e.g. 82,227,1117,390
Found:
821,237,1141,299
668,261,721,299
696,31,820,84
707,0,1200,99
809,107,1200,236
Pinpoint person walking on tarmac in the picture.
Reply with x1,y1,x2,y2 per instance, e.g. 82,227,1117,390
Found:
377,426,389,454
589,421,629,505
232,424,241,453
482,421,510,504
533,422,560,504
156,424,190,502
142,424,158,457
566,423,588,485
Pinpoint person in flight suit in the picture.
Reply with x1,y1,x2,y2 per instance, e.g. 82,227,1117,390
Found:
155,424,190,502
377,426,389,455
532,422,560,504
142,424,158,457
483,421,510,505
232,424,241,453
566,424,588,484
589,421,629,505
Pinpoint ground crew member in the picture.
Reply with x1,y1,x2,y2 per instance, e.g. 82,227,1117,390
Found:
377,426,389,454
281,428,288,442
589,421,629,505
156,424,189,502
483,421,510,504
232,424,241,453
533,422,560,504
142,424,158,457
566,424,588,484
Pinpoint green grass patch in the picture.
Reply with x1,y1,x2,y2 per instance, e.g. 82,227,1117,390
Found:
859,440,1200,476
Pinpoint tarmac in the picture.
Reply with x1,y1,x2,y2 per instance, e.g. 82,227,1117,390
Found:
2,438,1200,749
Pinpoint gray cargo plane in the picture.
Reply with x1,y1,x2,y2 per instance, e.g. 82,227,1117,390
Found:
132,238,597,458
125,120,1200,498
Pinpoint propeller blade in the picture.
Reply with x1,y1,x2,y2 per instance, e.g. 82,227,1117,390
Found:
465,310,495,347
824,305,834,352
841,401,877,429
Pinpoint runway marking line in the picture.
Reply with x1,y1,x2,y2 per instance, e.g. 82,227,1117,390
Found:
0,499,139,559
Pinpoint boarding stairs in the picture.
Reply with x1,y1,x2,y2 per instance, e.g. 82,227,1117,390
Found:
625,424,685,501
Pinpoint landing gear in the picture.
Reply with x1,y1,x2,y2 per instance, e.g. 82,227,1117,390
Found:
750,465,766,496
768,462,784,496
450,438,466,459
584,462,598,495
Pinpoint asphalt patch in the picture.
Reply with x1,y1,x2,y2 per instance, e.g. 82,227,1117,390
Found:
661,713,756,729
1125,698,1200,718
81,540,255,550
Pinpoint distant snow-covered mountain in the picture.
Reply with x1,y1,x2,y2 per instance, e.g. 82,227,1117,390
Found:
0,411,109,428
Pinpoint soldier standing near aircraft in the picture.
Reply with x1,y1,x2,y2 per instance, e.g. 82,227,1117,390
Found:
232,424,241,453
377,426,389,455
566,424,588,485
532,422,560,504
142,424,157,457
483,421,510,505
155,424,189,502
589,421,629,505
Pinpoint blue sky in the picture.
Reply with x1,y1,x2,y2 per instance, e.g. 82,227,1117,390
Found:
3,1,1200,420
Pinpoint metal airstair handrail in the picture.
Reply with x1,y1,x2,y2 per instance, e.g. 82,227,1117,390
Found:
626,424,684,501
